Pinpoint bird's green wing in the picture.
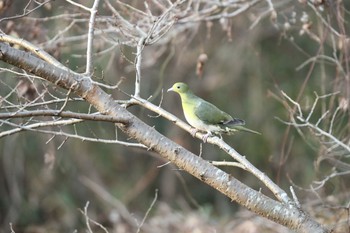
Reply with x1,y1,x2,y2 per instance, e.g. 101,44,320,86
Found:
194,100,233,125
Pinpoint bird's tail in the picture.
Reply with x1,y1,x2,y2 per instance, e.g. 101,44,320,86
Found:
225,125,261,135
225,118,245,126
235,126,261,135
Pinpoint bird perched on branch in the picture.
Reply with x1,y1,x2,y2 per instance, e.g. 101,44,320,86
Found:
167,82,260,142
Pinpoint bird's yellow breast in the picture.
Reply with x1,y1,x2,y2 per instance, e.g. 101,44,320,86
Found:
180,94,221,132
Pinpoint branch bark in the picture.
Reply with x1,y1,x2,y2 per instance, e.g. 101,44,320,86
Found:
0,42,330,233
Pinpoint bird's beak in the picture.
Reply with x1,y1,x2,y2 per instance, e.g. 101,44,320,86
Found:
167,87,173,92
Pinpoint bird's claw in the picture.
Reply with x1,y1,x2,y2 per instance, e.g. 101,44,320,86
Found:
190,129,213,143
202,132,212,143
190,128,199,137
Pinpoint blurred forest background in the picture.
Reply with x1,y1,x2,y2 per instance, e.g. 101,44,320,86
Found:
0,0,349,232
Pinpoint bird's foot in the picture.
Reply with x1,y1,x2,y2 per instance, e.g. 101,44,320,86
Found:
202,132,212,143
190,128,199,137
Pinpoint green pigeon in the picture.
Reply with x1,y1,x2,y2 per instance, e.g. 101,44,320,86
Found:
167,82,260,142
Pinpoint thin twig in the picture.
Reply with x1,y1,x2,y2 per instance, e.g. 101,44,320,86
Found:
0,119,147,148
136,189,158,233
157,161,171,168
0,0,52,23
134,37,146,97
66,0,91,11
290,186,301,208
211,161,246,170
79,201,110,233
85,0,101,75
0,110,128,124
80,176,138,229
280,91,350,155
281,91,303,119
58,89,72,113
82,201,93,233
9,223,15,233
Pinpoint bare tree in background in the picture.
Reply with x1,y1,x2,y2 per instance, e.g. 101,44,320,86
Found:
0,0,349,232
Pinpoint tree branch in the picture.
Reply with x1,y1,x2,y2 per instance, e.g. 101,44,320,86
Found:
0,109,128,124
85,0,100,75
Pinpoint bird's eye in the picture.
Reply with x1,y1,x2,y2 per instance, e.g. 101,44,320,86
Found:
177,86,180,89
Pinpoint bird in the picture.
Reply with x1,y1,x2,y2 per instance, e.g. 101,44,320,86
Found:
167,82,260,142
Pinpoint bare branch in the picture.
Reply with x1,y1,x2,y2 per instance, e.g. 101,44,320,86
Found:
210,161,246,170
280,91,350,155
306,1,341,38
66,0,91,11
0,118,146,148
136,189,158,233
134,37,145,98
290,186,301,208
249,0,276,29
80,176,138,229
281,90,303,120
0,0,52,23
0,110,128,124
86,0,101,75
9,223,15,233
79,201,109,233
0,34,68,70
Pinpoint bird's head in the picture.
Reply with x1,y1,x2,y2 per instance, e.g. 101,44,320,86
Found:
167,82,189,94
